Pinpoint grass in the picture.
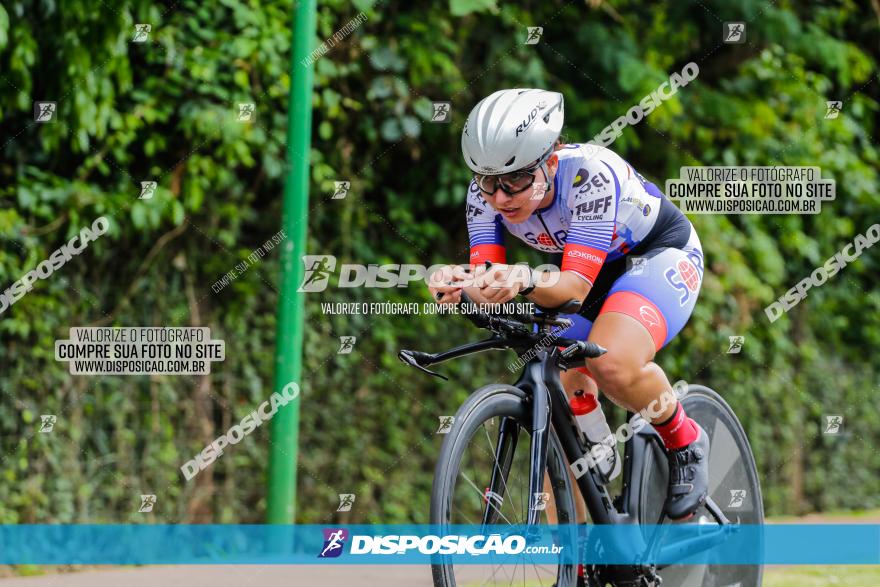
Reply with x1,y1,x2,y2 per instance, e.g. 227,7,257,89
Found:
764,565,880,586
462,566,880,587
762,508,880,585
766,508,880,523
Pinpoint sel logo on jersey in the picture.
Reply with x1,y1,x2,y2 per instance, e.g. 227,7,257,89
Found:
676,259,700,292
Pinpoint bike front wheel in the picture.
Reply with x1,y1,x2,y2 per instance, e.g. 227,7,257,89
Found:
430,383,578,587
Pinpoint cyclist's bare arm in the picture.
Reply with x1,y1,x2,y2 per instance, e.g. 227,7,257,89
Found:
524,269,591,308
430,264,592,308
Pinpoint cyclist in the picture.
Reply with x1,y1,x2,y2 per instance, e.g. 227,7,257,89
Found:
428,88,710,523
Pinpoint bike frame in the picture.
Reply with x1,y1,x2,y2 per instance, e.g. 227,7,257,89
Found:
493,347,735,579
510,349,626,526
400,304,734,581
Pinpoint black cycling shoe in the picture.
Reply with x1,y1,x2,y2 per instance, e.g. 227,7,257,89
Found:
664,423,710,520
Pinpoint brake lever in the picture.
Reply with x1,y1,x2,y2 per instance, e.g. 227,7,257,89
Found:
397,350,449,380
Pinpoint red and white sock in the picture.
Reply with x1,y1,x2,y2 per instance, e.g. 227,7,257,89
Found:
653,402,699,450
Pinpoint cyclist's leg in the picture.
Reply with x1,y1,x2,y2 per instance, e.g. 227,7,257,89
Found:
584,231,709,518
554,312,599,401
545,314,596,525
586,312,674,416
584,232,704,421
543,253,602,400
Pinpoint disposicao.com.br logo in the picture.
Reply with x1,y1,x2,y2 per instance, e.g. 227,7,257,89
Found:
317,529,562,557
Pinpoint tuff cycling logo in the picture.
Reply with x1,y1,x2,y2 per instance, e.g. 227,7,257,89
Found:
318,528,349,558
574,195,612,219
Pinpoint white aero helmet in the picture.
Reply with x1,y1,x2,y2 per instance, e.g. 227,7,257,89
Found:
461,88,564,175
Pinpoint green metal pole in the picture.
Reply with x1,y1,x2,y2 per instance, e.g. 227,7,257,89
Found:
267,0,316,524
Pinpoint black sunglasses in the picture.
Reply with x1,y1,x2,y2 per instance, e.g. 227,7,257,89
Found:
474,151,552,195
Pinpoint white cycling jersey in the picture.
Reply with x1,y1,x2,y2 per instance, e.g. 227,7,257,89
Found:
466,143,691,283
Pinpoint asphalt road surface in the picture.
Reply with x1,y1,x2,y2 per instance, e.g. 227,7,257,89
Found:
0,565,434,587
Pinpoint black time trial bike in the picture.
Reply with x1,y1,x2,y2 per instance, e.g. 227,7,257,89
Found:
399,292,763,587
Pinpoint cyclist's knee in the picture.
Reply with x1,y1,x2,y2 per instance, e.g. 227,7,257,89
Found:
588,350,639,398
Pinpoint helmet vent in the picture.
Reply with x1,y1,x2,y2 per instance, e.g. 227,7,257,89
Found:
505,156,515,166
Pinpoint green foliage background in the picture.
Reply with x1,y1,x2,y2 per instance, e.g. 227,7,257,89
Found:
0,0,877,525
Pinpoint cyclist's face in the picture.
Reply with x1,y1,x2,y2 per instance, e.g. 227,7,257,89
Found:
481,155,558,224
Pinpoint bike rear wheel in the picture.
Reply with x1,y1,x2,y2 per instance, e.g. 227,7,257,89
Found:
637,384,764,586
431,383,578,587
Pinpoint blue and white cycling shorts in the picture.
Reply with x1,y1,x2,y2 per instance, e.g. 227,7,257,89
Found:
554,224,704,357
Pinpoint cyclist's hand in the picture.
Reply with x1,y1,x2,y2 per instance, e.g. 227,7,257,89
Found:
427,264,471,304
472,264,530,304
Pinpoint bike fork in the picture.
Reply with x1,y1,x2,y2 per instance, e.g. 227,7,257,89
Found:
482,416,519,526
527,375,552,526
